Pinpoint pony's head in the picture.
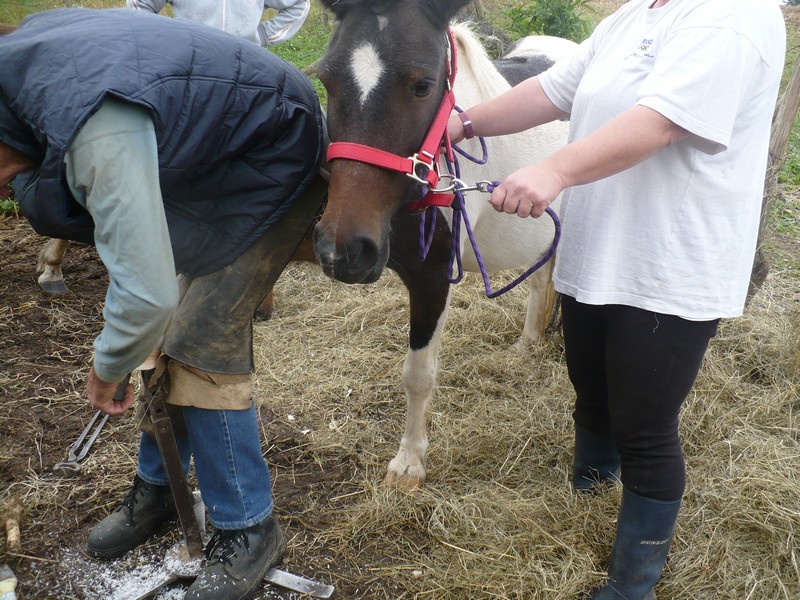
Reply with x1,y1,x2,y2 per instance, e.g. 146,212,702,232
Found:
314,0,471,284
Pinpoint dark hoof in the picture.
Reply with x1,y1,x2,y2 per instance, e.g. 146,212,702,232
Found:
254,308,273,321
39,279,69,295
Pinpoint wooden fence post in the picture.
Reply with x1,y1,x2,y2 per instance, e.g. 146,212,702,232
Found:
748,51,800,302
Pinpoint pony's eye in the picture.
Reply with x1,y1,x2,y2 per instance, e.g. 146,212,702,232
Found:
414,79,434,98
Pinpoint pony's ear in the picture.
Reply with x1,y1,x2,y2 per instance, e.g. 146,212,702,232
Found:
320,0,472,26
420,0,473,29
318,0,357,20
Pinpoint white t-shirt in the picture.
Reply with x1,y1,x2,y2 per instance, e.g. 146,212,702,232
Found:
539,0,785,320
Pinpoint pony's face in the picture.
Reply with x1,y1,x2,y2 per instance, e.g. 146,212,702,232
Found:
313,0,471,284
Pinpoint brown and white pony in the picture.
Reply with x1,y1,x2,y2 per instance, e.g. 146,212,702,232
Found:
25,4,575,488
314,0,575,487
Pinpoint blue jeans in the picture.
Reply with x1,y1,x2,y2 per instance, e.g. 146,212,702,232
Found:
137,404,273,529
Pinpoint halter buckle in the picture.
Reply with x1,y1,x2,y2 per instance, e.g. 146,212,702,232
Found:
407,150,439,186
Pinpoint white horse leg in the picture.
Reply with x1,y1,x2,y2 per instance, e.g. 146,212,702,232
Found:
514,258,557,350
384,306,450,489
36,238,69,295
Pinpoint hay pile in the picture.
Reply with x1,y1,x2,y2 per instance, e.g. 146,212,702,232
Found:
253,261,800,600
0,215,797,598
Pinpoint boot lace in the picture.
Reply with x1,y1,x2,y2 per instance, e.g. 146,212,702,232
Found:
116,475,146,522
205,528,251,566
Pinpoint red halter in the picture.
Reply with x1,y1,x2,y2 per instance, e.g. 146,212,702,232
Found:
326,28,459,210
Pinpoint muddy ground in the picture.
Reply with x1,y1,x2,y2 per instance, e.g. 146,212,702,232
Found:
0,216,370,598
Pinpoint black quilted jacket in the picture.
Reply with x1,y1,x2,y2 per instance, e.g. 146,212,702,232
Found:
0,8,322,276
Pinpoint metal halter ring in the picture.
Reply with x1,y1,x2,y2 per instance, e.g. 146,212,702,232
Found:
424,173,459,193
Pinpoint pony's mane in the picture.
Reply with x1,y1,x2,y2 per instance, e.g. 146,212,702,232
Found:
450,22,510,100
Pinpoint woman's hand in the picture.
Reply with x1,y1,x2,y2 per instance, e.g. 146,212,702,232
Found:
489,161,566,218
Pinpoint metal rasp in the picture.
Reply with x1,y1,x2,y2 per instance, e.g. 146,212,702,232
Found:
143,369,204,558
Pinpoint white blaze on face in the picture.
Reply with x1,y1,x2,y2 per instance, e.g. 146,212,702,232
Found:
350,42,385,107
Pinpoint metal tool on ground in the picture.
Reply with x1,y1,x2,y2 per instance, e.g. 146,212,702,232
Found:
52,375,129,477
137,368,335,598
131,498,206,600
133,550,335,600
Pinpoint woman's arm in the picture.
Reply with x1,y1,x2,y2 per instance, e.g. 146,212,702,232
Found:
491,105,689,218
448,77,569,144
258,0,310,46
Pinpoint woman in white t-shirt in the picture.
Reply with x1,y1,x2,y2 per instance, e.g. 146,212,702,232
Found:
448,1,785,598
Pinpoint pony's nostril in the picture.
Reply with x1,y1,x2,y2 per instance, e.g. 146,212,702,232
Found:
330,235,379,283
313,220,385,282
312,225,334,266
351,235,379,267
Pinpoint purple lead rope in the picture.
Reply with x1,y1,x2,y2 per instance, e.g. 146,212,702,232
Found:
454,179,561,298
418,128,561,299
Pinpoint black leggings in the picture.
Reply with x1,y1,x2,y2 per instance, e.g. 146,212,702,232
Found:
561,295,719,501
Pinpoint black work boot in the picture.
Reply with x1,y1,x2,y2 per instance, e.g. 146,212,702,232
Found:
87,475,180,560
185,516,286,600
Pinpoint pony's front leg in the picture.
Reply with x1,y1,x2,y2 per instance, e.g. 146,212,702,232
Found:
386,308,450,488
36,238,69,295
384,211,453,489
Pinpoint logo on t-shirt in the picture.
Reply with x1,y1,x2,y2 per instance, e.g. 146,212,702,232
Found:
626,38,656,59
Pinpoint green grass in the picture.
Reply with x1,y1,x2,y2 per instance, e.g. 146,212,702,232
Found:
779,114,800,185
775,9,800,268
766,196,800,277
0,0,125,25
267,7,333,104
772,192,800,234
0,198,18,216
505,0,594,42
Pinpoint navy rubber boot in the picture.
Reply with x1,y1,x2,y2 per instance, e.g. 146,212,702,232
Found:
573,424,620,492
589,487,681,600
